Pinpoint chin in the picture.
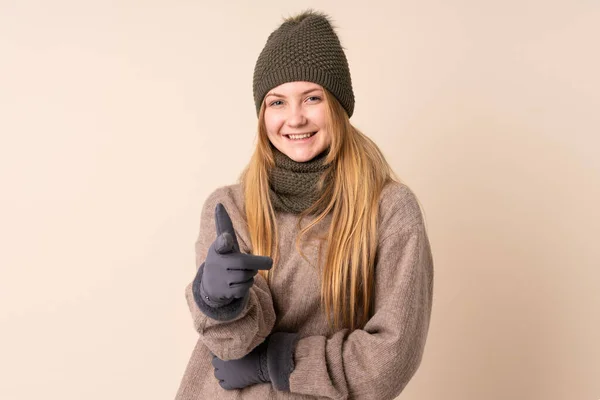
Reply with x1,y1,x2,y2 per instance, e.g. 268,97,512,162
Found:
286,148,322,163
289,155,311,163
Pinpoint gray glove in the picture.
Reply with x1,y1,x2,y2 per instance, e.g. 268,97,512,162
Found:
211,332,299,391
198,203,273,307
212,340,270,390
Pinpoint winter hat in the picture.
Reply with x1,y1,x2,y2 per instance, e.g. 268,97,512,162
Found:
252,9,355,118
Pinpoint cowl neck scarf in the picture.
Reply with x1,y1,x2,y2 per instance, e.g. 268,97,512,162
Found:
268,144,331,214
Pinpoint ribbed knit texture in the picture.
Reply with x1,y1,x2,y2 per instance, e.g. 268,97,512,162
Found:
253,10,355,117
268,144,331,214
176,181,434,399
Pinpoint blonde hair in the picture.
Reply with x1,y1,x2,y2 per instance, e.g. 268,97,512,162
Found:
238,87,401,331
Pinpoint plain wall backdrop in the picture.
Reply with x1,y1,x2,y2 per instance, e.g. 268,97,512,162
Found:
1,1,598,399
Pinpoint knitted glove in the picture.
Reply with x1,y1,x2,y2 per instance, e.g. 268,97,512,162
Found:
211,332,300,391
193,203,273,309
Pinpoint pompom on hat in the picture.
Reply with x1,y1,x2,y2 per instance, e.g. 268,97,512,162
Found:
252,9,355,118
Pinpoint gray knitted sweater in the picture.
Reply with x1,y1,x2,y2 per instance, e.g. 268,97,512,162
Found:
175,181,434,399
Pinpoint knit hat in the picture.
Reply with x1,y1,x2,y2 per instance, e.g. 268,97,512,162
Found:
253,9,355,118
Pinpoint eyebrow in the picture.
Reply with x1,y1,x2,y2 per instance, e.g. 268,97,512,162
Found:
266,88,323,98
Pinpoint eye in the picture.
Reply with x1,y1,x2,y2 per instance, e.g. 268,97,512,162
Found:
307,96,321,102
269,100,283,107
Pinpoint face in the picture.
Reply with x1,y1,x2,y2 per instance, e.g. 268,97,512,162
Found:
263,81,331,163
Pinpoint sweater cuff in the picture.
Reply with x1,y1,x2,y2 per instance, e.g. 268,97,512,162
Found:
192,262,250,321
266,332,300,392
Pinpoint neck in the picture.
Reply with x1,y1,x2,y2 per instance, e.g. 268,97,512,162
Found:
268,144,331,214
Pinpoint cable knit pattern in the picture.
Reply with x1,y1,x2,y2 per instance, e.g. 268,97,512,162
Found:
268,145,331,214
253,10,355,117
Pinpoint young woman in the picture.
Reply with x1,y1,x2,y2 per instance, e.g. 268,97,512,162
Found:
176,9,434,400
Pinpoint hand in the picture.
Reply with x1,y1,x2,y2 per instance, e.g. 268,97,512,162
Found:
200,203,273,306
211,340,270,390
211,332,300,392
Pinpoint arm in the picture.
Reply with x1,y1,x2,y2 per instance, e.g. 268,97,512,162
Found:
275,225,434,399
185,188,277,360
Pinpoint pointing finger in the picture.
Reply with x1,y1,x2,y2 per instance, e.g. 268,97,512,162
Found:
215,232,236,254
214,203,240,252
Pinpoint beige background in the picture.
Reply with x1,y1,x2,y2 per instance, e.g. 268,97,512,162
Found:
1,1,598,399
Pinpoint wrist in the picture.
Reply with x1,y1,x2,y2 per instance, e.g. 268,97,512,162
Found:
199,277,234,308
257,341,270,383
266,332,299,392
192,262,250,321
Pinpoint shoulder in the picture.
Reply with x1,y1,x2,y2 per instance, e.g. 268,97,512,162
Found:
378,180,426,240
202,183,244,213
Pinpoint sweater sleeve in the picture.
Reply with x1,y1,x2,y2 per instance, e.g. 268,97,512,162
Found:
184,188,277,361
283,224,434,400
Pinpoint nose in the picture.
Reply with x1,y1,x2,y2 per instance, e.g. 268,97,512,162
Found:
286,104,307,127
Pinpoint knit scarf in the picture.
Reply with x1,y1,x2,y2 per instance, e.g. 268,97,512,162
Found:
268,144,331,214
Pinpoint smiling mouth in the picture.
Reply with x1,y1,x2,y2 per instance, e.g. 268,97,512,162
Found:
284,132,317,140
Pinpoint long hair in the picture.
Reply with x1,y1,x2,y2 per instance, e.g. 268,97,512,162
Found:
238,87,401,331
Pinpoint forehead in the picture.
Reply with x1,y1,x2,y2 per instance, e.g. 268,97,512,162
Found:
266,81,322,96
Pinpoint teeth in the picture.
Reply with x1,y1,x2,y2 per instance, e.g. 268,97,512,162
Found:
288,132,315,140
